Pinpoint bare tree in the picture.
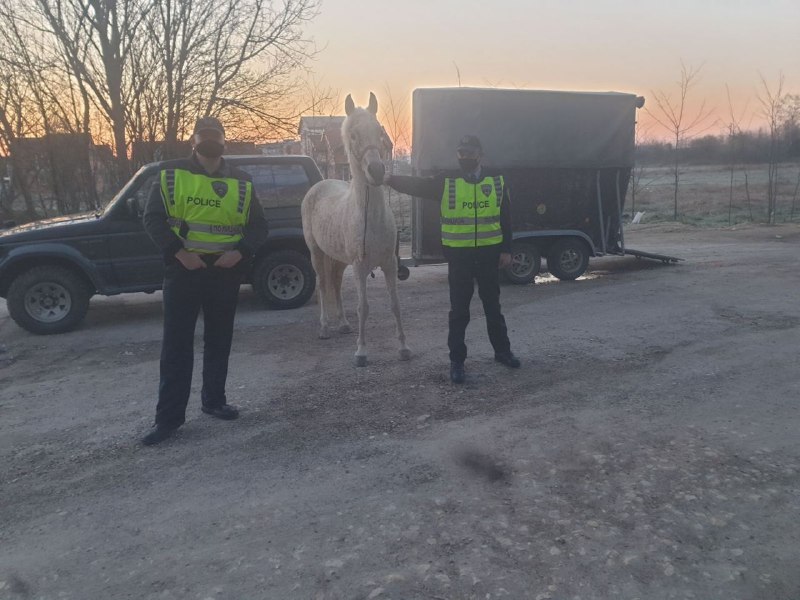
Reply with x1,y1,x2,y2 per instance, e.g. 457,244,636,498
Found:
379,85,412,235
0,2,52,217
790,171,800,221
453,61,462,87
630,129,667,220
21,0,320,176
724,84,750,225
630,121,652,216
786,94,800,221
0,69,38,218
757,72,786,224
300,75,340,118
1,0,106,213
29,0,149,182
647,61,716,220
380,85,411,154
1,0,323,218
160,0,321,142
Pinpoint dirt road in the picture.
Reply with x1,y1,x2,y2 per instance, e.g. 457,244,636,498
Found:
1,224,799,600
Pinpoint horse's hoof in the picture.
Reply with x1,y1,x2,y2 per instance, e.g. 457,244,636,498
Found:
338,323,352,334
399,348,412,361
318,328,331,339
398,265,410,281
355,355,368,367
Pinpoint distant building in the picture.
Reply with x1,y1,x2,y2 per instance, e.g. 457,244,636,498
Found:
132,140,258,167
298,116,345,178
9,133,109,215
225,141,258,156
132,140,192,166
258,140,301,156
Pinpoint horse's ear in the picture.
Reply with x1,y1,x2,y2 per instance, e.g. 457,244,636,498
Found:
367,92,378,115
345,94,355,116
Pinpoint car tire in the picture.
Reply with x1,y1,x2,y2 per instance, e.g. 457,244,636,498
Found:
546,238,591,280
252,249,316,309
502,242,540,284
7,265,91,334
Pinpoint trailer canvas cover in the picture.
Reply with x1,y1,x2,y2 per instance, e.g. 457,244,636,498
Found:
412,87,639,171
409,87,645,262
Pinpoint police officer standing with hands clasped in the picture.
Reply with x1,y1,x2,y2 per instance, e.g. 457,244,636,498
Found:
383,134,521,384
141,116,268,445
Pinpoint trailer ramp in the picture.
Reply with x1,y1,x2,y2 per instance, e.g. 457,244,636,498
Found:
622,248,683,264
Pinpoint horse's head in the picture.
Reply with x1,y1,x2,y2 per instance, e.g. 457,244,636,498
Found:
343,92,386,186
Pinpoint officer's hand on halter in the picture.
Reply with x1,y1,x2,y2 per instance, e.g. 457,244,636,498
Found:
214,250,243,269
175,248,207,270
498,252,512,269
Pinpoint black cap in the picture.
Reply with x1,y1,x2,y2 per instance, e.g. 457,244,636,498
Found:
457,134,482,153
193,116,225,136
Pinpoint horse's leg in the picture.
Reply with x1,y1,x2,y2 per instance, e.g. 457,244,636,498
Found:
309,245,332,339
381,256,411,361
322,255,343,337
354,262,369,367
331,260,352,333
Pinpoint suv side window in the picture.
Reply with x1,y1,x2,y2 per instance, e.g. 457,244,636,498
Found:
131,173,158,216
245,163,310,209
135,174,158,203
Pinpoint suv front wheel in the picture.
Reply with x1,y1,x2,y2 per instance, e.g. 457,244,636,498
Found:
7,265,91,334
252,249,316,309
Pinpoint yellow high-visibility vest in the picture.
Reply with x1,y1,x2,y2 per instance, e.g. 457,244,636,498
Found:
160,168,252,254
440,175,504,247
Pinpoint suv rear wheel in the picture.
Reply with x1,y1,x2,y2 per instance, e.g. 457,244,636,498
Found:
252,250,315,309
7,265,91,334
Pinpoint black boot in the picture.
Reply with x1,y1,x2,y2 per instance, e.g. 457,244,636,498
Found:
450,362,466,384
494,352,521,368
141,424,179,446
201,404,240,420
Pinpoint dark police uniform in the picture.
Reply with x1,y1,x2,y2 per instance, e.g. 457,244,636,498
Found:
386,167,514,366
143,154,268,430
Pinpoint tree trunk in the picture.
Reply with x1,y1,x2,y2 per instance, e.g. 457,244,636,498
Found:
111,109,130,185
790,170,800,220
10,155,38,220
744,171,753,222
673,133,680,221
728,166,734,225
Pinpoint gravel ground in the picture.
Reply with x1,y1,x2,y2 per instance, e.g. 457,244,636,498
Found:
1,223,799,600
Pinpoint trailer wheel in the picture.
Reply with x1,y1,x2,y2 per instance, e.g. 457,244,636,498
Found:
502,242,540,284
546,238,590,281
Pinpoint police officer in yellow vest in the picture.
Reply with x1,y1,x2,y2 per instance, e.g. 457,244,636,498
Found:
384,135,520,384
141,116,268,445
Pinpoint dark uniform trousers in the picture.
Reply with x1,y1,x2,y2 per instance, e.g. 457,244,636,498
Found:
446,245,511,364
155,260,243,428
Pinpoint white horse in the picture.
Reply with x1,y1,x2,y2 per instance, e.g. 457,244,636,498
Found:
301,92,411,367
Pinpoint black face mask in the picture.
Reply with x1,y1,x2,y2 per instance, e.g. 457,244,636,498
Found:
195,140,224,159
458,158,479,173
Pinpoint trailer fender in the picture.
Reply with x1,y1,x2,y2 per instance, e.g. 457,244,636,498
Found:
512,230,598,256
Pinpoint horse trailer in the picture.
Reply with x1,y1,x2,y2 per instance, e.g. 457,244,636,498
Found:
408,87,679,282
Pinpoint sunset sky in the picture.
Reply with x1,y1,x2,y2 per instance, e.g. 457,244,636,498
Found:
305,0,800,144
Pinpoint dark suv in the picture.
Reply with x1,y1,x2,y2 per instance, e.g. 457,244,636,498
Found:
0,155,321,334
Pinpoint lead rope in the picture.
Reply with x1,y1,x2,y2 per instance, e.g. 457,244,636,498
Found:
363,185,375,278
363,185,368,258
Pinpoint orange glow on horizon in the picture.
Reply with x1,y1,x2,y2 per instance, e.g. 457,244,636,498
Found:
302,0,798,149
